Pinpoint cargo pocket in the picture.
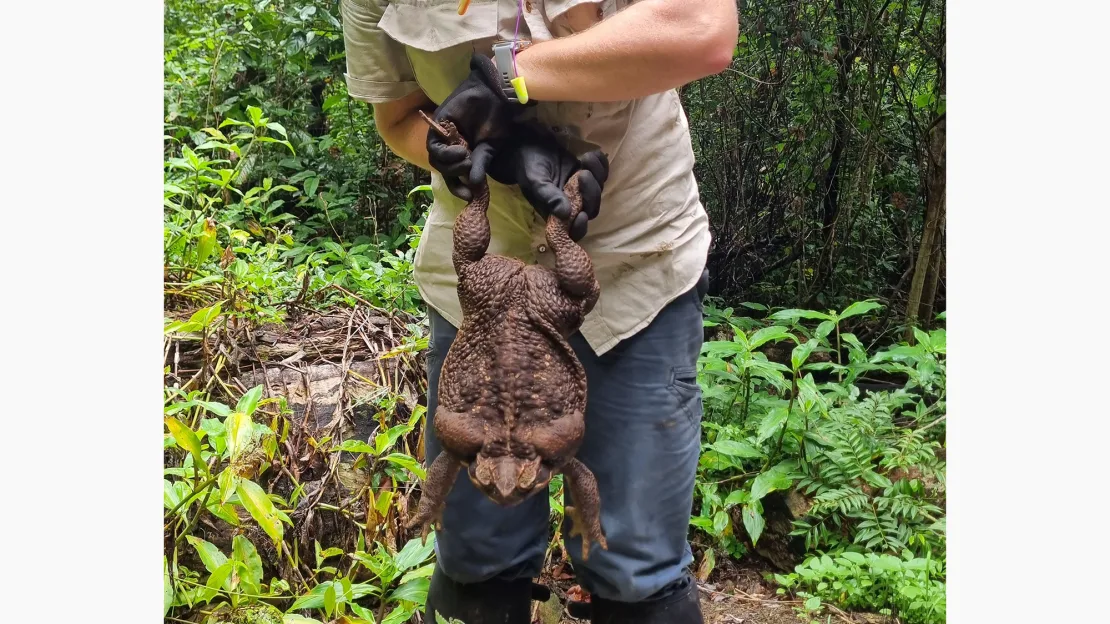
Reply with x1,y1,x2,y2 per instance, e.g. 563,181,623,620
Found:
668,365,703,426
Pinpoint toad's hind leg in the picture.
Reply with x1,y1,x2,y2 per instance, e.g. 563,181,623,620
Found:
562,457,608,562
406,452,463,540
545,173,600,311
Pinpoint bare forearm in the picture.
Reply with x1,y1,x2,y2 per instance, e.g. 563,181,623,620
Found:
515,0,738,102
372,90,435,171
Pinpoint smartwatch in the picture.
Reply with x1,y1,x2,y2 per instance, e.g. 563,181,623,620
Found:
491,40,531,103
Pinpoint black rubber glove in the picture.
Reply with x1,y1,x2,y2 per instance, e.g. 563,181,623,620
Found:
469,124,610,242
427,53,525,201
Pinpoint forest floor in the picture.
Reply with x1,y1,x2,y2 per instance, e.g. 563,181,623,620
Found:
533,556,884,624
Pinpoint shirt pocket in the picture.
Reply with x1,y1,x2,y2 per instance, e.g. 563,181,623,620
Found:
379,0,499,104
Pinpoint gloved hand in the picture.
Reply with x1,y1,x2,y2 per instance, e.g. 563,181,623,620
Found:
427,53,525,200
469,124,610,242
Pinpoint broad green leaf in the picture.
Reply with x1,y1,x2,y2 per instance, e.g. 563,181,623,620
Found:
189,303,223,329
186,536,228,573
304,176,320,197
218,468,239,504
256,135,296,153
382,605,417,624
796,373,825,414
815,319,836,340
336,440,377,454
874,554,903,572
711,439,764,459
164,479,183,509
407,184,433,197
236,479,284,543
206,560,234,596
324,583,337,617
770,308,832,322
290,582,379,611
748,326,795,349
384,453,426,479
839,300,883,320
712,510,729,534
756,408,789,443
236,385,264,415
394,536,437,573
723,489,749,508
841,551,866,564
742,504,765,544
791,338,820,371
690,516,714,531
840,332,865,354
751,466,793,501
928,328,946,353
197,401,231,417
399,562,436,586
374,424,413,455
266,122,288,137
232,535,263,594
804,596,822,611
698,450,743,472
387,578,430,605
226,411,254,460
349,602,379,623
165,418,206,473
208,501,241,526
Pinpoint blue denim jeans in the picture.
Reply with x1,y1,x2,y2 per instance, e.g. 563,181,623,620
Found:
423,279,706,603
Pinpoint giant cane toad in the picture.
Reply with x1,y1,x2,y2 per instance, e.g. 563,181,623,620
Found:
406,114,608,561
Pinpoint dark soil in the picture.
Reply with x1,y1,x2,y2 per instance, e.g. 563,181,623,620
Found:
531,555,890,624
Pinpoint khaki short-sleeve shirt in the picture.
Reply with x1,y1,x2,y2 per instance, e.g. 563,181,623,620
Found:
341,0,712,356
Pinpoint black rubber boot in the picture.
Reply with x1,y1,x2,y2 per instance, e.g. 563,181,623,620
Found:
589,573,704,624
424,564,548,624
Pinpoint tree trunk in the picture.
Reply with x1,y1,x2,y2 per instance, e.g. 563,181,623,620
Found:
905,114,946,340
919,215,946,323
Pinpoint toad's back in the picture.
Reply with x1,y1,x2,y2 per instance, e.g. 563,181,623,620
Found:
438,254,587,436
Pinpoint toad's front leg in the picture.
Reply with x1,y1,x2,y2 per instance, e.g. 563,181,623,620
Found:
405,451,463,541
561,457,608,562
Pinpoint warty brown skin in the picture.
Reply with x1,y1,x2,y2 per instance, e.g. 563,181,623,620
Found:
406,118,607,561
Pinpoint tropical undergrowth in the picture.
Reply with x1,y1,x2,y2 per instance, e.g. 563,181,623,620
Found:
162,2,946,622
690,301,946,624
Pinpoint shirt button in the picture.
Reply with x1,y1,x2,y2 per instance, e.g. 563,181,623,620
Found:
538,245,548,253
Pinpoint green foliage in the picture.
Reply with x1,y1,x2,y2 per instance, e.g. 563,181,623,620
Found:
776,551,946,624
162,2,945,622
692,298,945,619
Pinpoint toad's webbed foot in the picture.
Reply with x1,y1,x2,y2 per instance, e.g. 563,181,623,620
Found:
406,452,463,541
562,458,607,561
